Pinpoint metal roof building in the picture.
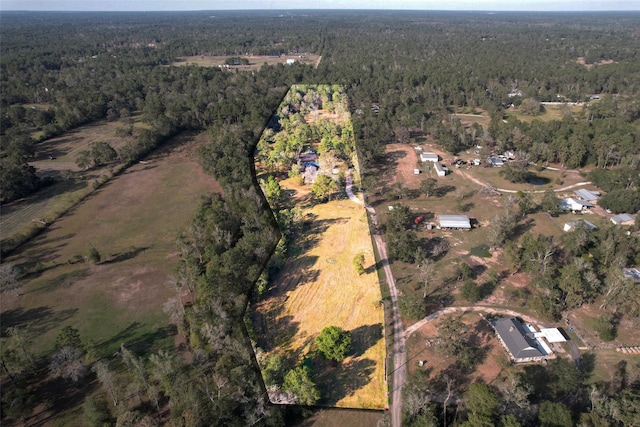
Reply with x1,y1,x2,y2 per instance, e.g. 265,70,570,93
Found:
611,214,635,225
438,214,471,229
563,220,597,232
420,152,439,162
491,317,547,363
574,188,600,202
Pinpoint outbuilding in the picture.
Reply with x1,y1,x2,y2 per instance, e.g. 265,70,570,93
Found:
438,214,471,229
563,220,597,232
611,214,635,226
420,152,439,163
573,189,600,202
560,197,593,212
488,157,504,167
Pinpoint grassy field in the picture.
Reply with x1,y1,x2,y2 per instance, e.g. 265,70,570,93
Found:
172,53,321,70
505,103,584,123
2,116,147,247
252,179,386,409
2,131,219,362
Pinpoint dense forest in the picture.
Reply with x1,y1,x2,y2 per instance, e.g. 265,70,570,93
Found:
2,10,640,426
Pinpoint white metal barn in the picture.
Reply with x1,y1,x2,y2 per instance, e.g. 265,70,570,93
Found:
438,214,471,229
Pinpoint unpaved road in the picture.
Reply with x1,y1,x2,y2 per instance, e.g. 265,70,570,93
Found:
346,173,405,427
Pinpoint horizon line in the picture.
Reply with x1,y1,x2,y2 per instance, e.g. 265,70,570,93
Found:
2,8,640,13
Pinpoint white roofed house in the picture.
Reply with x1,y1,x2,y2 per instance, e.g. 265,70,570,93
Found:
560,197,593,212
438,214,471,229
433,162,448,177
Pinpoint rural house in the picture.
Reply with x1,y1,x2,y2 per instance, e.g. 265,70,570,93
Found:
438,214,471,229
433,162,448,177
490,317,548,363
573,188,600,202
611,214,635,226
560,197,593,212
420,152,439,162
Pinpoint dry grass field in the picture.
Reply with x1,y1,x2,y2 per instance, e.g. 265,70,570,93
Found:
253,178,386,409
2,131,219,360
172,53,321,70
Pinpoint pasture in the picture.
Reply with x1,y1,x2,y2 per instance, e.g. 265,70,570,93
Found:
2,131,219,360
2,116,146,250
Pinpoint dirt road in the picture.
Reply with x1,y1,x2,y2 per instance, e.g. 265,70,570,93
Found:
346,174,405,427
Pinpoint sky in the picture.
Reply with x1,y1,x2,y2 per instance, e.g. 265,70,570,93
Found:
1,0,639,12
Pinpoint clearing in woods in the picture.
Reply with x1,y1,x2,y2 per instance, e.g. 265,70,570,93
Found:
2,131,219,364
171,53,321,70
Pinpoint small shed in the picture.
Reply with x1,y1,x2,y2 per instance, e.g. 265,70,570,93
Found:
611,214,635,225
560,197,593,212
420,152,439,163
574,189,600,202
438,214,471,229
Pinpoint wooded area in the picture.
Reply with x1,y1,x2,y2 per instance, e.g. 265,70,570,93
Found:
1,10,640,427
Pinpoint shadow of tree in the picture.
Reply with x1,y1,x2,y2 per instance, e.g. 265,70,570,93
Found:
317,357,377,405
1,306,78,337
97,321,143,354
103,246,150,264
29,267,89,294
350,324,384,358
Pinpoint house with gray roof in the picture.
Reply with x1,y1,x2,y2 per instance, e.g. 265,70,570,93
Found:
490,317,548,363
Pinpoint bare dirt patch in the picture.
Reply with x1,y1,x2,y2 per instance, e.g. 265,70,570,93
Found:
576,56,615,69
384,143,422,189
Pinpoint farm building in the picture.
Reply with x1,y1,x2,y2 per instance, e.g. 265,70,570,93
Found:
490,317,548,363
438,214,471,229
433,162,448,177
560,197,593,212
611,214,635,226
623,268,640,283
574,189,600,202
563,220,597,232
420,152,439,162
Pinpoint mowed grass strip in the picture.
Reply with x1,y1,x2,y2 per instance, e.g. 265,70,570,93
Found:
2,132,220,357
258,194,386,409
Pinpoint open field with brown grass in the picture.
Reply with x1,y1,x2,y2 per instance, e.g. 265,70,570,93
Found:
171,53,321,70
2,131,219,362
505,103,585,123
252,176,386,409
